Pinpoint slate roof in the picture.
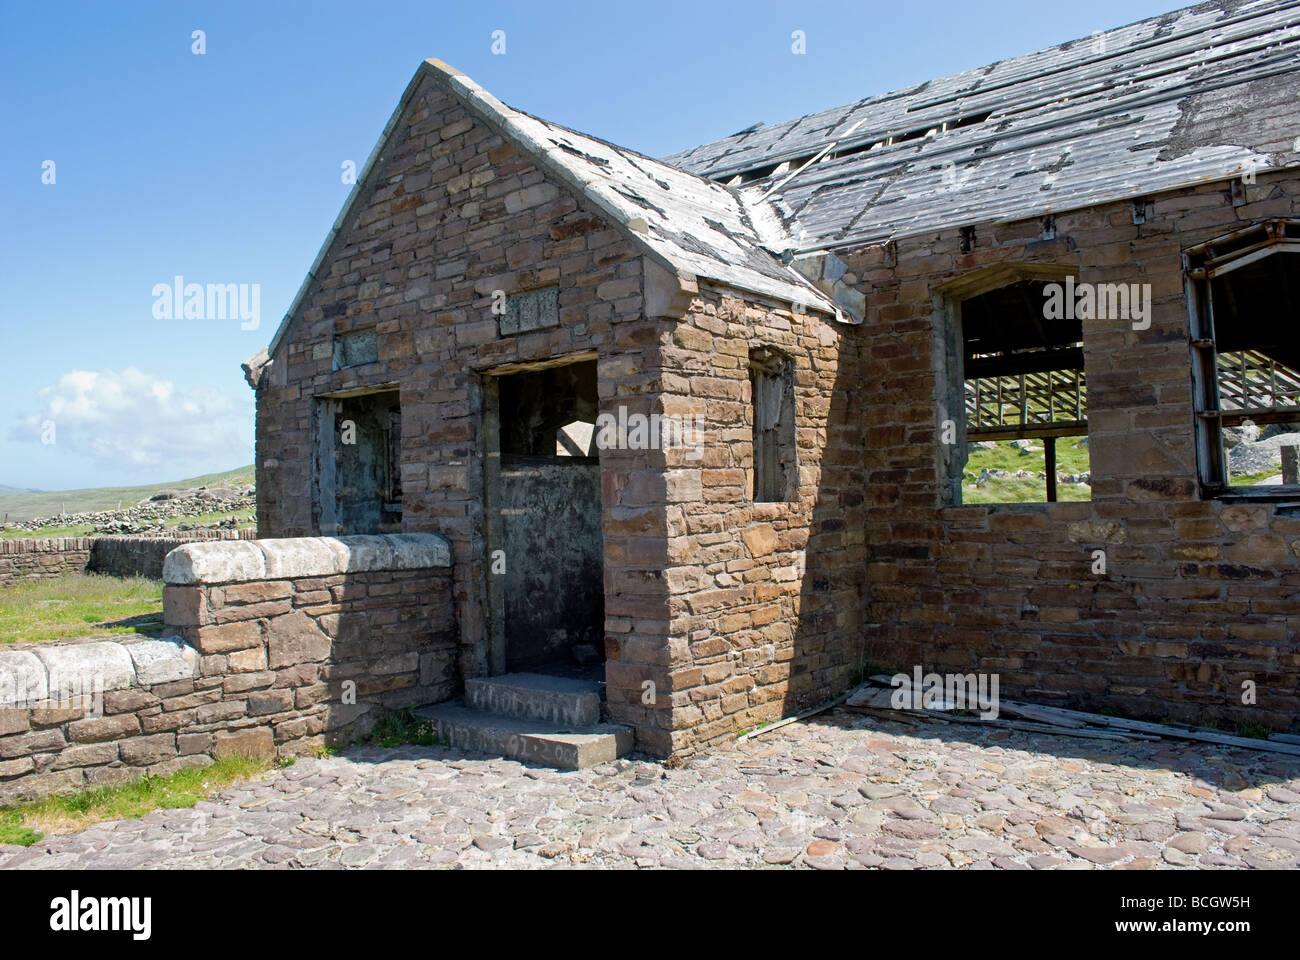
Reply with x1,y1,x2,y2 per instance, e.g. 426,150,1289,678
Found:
662,0,1300,252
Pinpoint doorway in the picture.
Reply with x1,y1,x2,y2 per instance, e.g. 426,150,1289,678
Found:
484,358,605,678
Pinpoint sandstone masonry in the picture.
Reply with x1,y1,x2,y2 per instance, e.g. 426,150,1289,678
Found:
0,533,454,801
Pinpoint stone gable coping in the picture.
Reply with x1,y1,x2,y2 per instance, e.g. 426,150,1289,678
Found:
0,637,198,708
161,533,452,586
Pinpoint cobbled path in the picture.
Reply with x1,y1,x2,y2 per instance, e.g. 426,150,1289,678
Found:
3,710,1299,869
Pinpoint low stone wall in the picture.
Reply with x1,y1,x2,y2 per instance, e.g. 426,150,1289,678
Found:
0,538,93,586
91,531,256,580
0,637,206,802
0,530,257,587
0,533,455,802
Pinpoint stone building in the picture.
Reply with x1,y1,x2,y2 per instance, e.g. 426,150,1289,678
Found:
245,0,1300,761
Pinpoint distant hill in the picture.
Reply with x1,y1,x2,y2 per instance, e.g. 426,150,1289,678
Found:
0,484,43,496
0,466,254,523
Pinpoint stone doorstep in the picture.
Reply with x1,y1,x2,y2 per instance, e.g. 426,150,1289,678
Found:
464,672,602,727
414,702,632,770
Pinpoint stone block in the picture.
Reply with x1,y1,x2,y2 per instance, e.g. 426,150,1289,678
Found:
164,540,267,585
227,646,269,673
267,611,332,668
125,637,200,684
0,650,48,707
213,727,274,759
34,642,136,698
67,714,140,744
0,729,66,759
194,621,263,654
119,734,177,766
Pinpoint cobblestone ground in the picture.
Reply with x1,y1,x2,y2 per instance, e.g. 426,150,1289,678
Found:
3,709,1299,870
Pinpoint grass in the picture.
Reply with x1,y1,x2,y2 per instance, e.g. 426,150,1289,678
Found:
0,465,253,524
0,754,271,847
0,523,97,540
366,707,442,748
1236,720,1273,740
1229,468,1283,487
961,438,1091,505
0,573,164,645
164,510,255,529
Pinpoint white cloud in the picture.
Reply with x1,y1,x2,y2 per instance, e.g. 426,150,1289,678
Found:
10,368,252,469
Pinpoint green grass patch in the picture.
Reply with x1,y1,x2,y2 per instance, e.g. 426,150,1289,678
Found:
961,438,1091,504
366,708,441,748
0,573,164,645
0,524,97,540
1229,468,1282,487
163,510,255,529
1236,720,1273,740
0,754,270,846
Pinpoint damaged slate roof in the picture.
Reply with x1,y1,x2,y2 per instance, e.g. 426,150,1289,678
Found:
662,0,1300,252
429,60,837,313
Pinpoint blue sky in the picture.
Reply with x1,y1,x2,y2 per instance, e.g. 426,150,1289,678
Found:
0,0,1178,491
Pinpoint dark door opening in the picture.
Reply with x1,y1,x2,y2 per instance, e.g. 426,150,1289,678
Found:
487,360,605,678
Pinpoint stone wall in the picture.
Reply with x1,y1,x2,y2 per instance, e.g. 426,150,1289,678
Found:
0,637,205,803
0,533,455,802
0,531,257,587
844,169,1300,733
0,538,93,586
90,531,257,580
603,287,866,758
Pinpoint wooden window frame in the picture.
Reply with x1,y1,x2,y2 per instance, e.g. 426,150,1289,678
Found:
1184,219,1300,498
749,347,797,503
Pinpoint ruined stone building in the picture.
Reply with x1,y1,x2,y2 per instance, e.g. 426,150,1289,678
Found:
243,0,1300,761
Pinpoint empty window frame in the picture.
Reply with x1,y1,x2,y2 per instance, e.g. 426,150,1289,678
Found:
313,390,402,535
1185,219,1300,494
957,278,1090,504
750,347,797,502
496,360,599,459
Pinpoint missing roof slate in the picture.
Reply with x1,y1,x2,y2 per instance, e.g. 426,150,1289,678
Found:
661,0,1300,251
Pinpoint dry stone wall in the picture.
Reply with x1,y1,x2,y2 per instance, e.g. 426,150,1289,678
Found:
0,531,257,587
0,538,93,586
91,531,258,580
